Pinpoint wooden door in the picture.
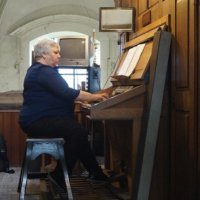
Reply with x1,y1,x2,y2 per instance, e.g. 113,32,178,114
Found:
170,0,198,199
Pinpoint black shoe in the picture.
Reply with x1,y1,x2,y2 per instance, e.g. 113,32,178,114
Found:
87,172,109,185
80,170,90,178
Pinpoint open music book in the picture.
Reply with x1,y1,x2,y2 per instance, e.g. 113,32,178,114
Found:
116,43,146,77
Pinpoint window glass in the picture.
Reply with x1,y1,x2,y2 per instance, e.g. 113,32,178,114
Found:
75,68,87,74
58,67,88,90
59,68,74,74
61,75,74,88
75,74,88,90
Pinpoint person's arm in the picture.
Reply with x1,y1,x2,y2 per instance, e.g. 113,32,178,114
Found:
38,66,108,103
75,90,109,103
38,66,80,100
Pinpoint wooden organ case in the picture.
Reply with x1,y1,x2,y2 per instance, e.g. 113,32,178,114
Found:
80,16,171,200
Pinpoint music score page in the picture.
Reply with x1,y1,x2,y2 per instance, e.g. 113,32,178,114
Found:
116,43,146,77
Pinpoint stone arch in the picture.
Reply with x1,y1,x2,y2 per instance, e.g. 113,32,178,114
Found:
10,14,118,89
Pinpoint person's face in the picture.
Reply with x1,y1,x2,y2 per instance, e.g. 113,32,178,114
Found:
44,46,61,67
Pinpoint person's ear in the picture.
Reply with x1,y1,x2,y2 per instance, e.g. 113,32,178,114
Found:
42,54,46,59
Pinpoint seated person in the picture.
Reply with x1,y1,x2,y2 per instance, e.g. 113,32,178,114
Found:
19,39,109,189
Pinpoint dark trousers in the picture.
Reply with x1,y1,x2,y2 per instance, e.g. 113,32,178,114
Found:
20,117,101,175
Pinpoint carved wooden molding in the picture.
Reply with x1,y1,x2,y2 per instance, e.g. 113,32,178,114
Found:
124,15,170,49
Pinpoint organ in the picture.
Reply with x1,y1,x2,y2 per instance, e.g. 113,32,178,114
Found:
0,14,172,200
78,15,172,200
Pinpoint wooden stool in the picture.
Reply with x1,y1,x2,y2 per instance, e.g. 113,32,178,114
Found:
18,138,73,200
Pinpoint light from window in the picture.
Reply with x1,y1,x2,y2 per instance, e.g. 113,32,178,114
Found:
58,68,88,90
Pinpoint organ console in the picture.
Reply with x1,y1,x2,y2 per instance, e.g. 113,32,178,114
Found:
78,15,172,200
0,15,171,200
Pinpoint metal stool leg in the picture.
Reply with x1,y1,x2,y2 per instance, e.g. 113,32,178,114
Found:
58,143,73,200
19,142,32,200
18,144,27,193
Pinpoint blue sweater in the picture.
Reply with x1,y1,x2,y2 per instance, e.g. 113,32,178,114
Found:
19,63,80,126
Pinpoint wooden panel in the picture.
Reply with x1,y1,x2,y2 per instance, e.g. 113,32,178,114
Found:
170,0,197,199
125,15,169,50
149,0,159,7
142,10,151,27
137,0,148,15
135,0,169,31
171,112,196,200
149,2,162,21
105,120,138,192
175,0,189,88
129,0,198,200
89,85,145,120
0,111,26,166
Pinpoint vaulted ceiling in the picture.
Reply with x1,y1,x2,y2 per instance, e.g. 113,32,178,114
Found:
0,0,114,36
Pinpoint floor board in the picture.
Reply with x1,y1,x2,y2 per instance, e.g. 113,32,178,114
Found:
0,167,121,200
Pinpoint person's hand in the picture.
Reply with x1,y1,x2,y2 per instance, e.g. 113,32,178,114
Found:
94,92,109,101
100,92,109,101
76,90,109,103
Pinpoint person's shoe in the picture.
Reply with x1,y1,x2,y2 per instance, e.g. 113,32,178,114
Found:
80,170,90,178
87,172,109,186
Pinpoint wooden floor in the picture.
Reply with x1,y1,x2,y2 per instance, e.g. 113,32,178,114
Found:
0,167,127,200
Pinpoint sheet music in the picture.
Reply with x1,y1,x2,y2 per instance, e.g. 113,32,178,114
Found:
117,46,137,76
116,43,146,77
125,43,146,76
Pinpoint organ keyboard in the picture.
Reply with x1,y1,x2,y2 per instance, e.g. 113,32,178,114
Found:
81,85,145,120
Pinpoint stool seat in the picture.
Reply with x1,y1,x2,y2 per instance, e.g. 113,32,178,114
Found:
26,138,65,160
18,138,73,200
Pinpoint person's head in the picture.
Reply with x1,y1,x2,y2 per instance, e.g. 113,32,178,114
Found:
33,39,61,67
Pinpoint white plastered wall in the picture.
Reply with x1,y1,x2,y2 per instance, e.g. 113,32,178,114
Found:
0,1,118,92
